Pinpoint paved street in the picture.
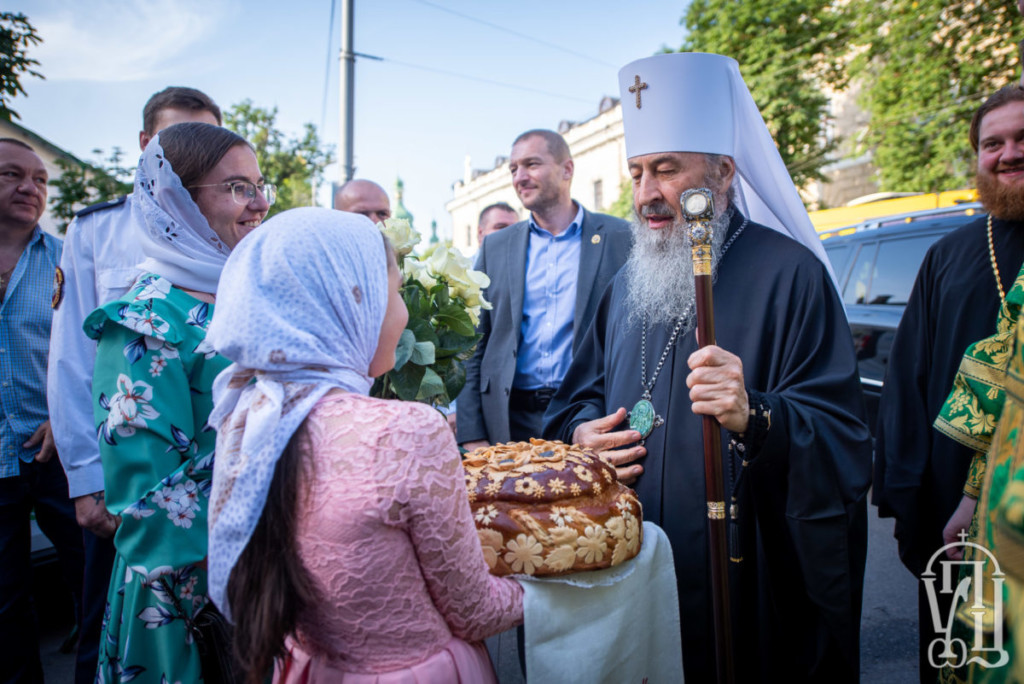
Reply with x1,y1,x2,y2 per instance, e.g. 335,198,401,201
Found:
861,497,919,682
36,559,77,683
41,499,919,683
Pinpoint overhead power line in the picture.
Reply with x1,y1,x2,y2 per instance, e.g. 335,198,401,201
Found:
411,0,618,69
366,53,596,105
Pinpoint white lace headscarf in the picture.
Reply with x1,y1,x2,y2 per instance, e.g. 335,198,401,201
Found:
131,133,233,292
205,207,389,618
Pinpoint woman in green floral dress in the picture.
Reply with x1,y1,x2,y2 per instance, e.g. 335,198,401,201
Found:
87,122,272,683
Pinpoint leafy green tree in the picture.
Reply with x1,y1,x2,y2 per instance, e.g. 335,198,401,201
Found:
606,179,634,220
0,12,43,122
49,148,133,233
848,0,1019,192
224,101,334,218
680,0,851,190
46,100,332,232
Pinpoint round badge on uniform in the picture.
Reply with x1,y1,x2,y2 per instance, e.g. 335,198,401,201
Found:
51,266,65,309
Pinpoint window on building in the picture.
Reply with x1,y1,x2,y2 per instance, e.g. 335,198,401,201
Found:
593,179,603,210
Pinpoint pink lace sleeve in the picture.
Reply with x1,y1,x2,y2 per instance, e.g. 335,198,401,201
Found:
378,403,524,641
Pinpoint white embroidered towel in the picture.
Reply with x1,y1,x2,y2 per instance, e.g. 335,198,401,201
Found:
518,521,683,683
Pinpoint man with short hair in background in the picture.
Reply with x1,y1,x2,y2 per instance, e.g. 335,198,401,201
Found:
457,128,630,680
0,137,84,684
47,85,222,683
477,201,518,247
334,178,391,223
458,129,631,451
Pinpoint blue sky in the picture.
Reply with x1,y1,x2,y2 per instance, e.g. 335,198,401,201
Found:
11,0,688,239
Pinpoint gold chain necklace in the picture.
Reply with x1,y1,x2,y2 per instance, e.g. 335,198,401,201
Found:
988,214,1006,305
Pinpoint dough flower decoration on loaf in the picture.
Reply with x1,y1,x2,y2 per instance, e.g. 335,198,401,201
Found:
462,438,644,577
505,534,544,574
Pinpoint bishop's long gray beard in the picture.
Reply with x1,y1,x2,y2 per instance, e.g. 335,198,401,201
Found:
623,206,731,330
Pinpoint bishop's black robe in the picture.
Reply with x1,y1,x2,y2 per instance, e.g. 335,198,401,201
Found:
873,214,1024,682
544,211,872,683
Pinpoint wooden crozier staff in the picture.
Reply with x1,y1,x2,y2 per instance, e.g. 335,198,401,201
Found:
682,187,735,684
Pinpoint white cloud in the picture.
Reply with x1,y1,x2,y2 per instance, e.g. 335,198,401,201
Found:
32,0,237,82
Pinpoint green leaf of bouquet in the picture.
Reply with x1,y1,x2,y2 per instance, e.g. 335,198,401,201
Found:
416,367,446,401
431,282,450,307
369,375,387,399
410,340,436,365
407,317,440,346
435,329,479,358
392,329,416,371
405,283,434,319
402,282,420,310
435,303,476,337
389,363,426,401
444,360,467,400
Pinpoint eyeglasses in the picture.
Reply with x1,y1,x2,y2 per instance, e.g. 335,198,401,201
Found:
190,181,277,207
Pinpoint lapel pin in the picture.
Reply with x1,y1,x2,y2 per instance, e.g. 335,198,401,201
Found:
591,235,601,245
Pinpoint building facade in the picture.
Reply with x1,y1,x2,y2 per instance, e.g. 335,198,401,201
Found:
445,92,879,255
445,97,629,255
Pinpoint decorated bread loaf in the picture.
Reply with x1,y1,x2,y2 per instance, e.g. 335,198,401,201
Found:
463,438,643,577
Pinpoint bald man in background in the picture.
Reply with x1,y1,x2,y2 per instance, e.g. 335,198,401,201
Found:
334,179,391,223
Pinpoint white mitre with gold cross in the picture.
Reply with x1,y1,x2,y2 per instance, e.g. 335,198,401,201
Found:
617,52,835,283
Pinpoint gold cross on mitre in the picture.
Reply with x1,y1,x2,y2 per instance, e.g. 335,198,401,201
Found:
628,75,648,109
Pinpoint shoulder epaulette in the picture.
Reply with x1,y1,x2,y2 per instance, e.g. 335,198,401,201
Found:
74,195,128,219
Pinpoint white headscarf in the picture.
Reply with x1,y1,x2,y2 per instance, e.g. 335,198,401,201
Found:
617,52,837,286
204,207,389,618
132,134,232,292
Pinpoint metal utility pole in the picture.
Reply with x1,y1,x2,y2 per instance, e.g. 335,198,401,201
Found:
339,0,355,183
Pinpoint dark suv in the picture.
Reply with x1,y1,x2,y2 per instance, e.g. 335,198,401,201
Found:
821,203,985,431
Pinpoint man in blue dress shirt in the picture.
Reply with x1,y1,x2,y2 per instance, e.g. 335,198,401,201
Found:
457,129,631,449
455,128,631,682
0,137,84,683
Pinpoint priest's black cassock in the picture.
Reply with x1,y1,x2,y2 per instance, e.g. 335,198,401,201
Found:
544,211,872,683
873,214,1024,682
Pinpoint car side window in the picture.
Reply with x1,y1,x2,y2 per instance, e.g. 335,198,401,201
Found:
824,243,855,290
844,242,878,305
868,235,937,305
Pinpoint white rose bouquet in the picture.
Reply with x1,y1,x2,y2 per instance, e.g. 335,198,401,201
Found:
372,218,491,407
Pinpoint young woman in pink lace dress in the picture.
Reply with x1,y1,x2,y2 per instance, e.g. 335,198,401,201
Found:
204,208,523,684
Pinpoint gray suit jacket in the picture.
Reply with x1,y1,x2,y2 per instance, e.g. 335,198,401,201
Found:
457,206,631,444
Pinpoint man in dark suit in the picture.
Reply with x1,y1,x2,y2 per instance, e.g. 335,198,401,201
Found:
458,129,630,451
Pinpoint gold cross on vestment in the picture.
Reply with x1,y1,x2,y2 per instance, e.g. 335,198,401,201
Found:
628,75,648,109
